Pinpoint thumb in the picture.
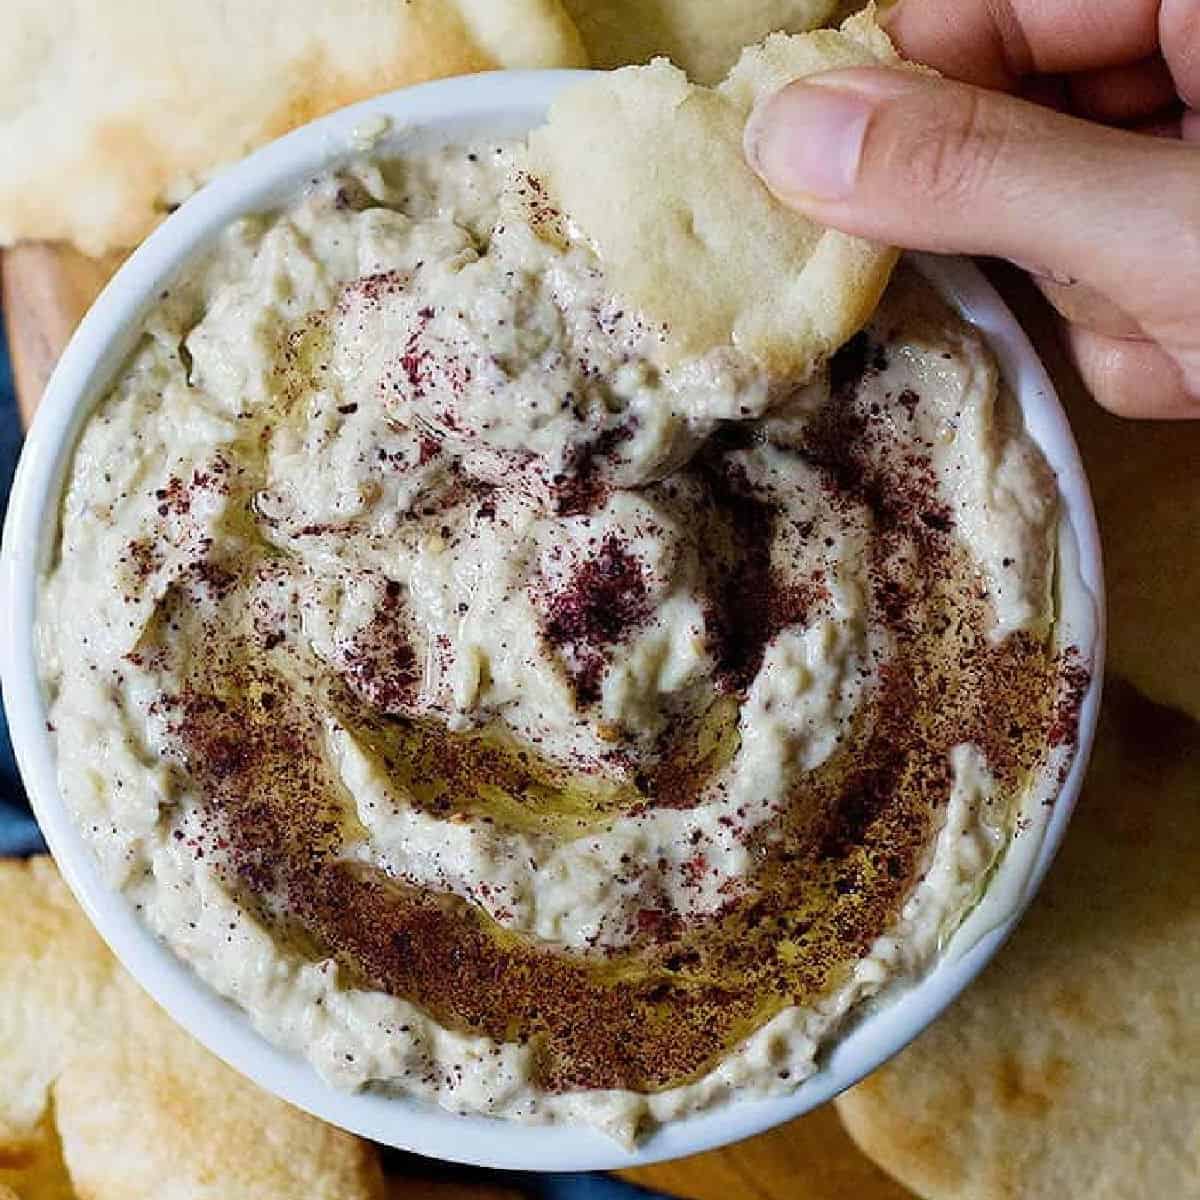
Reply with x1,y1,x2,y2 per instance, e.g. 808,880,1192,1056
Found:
743,68,1200,308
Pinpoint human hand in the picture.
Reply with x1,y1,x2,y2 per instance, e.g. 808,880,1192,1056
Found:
744,0,1200,418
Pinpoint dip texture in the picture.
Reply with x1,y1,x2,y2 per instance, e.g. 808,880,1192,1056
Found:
39,140,1083,1141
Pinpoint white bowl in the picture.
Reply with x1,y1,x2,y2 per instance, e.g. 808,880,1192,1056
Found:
0,69,1104,1171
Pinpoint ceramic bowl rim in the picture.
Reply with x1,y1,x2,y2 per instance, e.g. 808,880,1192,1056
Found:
0,68,1105,1171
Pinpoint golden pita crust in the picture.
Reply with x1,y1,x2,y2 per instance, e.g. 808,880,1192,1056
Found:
559,0,838,83
0,1110,74,1200
836,681,1200,1199
0,857,118,1136
527,8,903,380
54,972,384,1200
829,1,878,20
454,0,586,69
0,0,585,255
0,858,384,1200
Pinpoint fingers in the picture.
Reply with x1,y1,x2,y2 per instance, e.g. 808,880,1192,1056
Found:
1066,56,1180,124
743,69,1200,321
886,0,1161,90
1162,0,1200,107
1014,58,1179,128
1136,114,1185,138
745,67,1200,420
1033,278,1143,338
1065,326,1200,418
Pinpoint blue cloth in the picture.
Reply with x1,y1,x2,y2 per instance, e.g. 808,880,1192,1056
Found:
0,309,667,1198
0,317,43,856
378,1153,668,1198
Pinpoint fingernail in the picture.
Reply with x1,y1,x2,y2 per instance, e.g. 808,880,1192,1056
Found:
744,82,873,201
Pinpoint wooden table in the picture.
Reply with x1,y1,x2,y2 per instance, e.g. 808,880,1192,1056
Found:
2,244,125,424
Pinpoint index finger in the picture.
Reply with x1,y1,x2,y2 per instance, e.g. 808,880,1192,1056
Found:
886,0,1162,90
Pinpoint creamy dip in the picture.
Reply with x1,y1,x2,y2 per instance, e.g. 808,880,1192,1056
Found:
39,141,1085,1141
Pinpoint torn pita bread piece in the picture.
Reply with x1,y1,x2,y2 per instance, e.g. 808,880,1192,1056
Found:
0,0,585,255
836,681,1200,1200
559,0,838,83
0,857,385,1200
527,8,904,380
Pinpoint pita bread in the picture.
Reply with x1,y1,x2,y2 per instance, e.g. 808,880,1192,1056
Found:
0,858,385,1200
527,8,904,379
0,857,119,1136
1066,388,1200,723
836,681,1200,1199
829,1,878,20
559,0,838,83
0,0,585,255
54,972,385,1200
0,1110,74,1200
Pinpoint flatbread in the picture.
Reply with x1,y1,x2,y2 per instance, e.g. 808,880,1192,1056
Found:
527,8,904,379
1067,390,1200,723
829,1,877,21
836,681,1200,1199
0,857,119,1136
0,1110,74,1200
559,0,838,83
0,858,385,1200
54,971,385,1200
0,0,585,255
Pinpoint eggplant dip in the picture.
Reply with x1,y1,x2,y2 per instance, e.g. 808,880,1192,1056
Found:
39,21,1089,1143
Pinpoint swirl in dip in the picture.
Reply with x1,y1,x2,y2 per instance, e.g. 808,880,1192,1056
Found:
39,141,1086,1140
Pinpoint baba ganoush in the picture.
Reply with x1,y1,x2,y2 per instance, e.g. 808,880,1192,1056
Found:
39,139,1088,1141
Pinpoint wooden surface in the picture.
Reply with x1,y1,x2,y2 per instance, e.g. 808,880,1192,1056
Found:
618,1105,912,1199
1,243,123,424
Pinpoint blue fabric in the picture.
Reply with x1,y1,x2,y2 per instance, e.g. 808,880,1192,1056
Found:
0,309,668,1197
534,1175,664,1199
378,1152,669,1198
0,317,43,856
